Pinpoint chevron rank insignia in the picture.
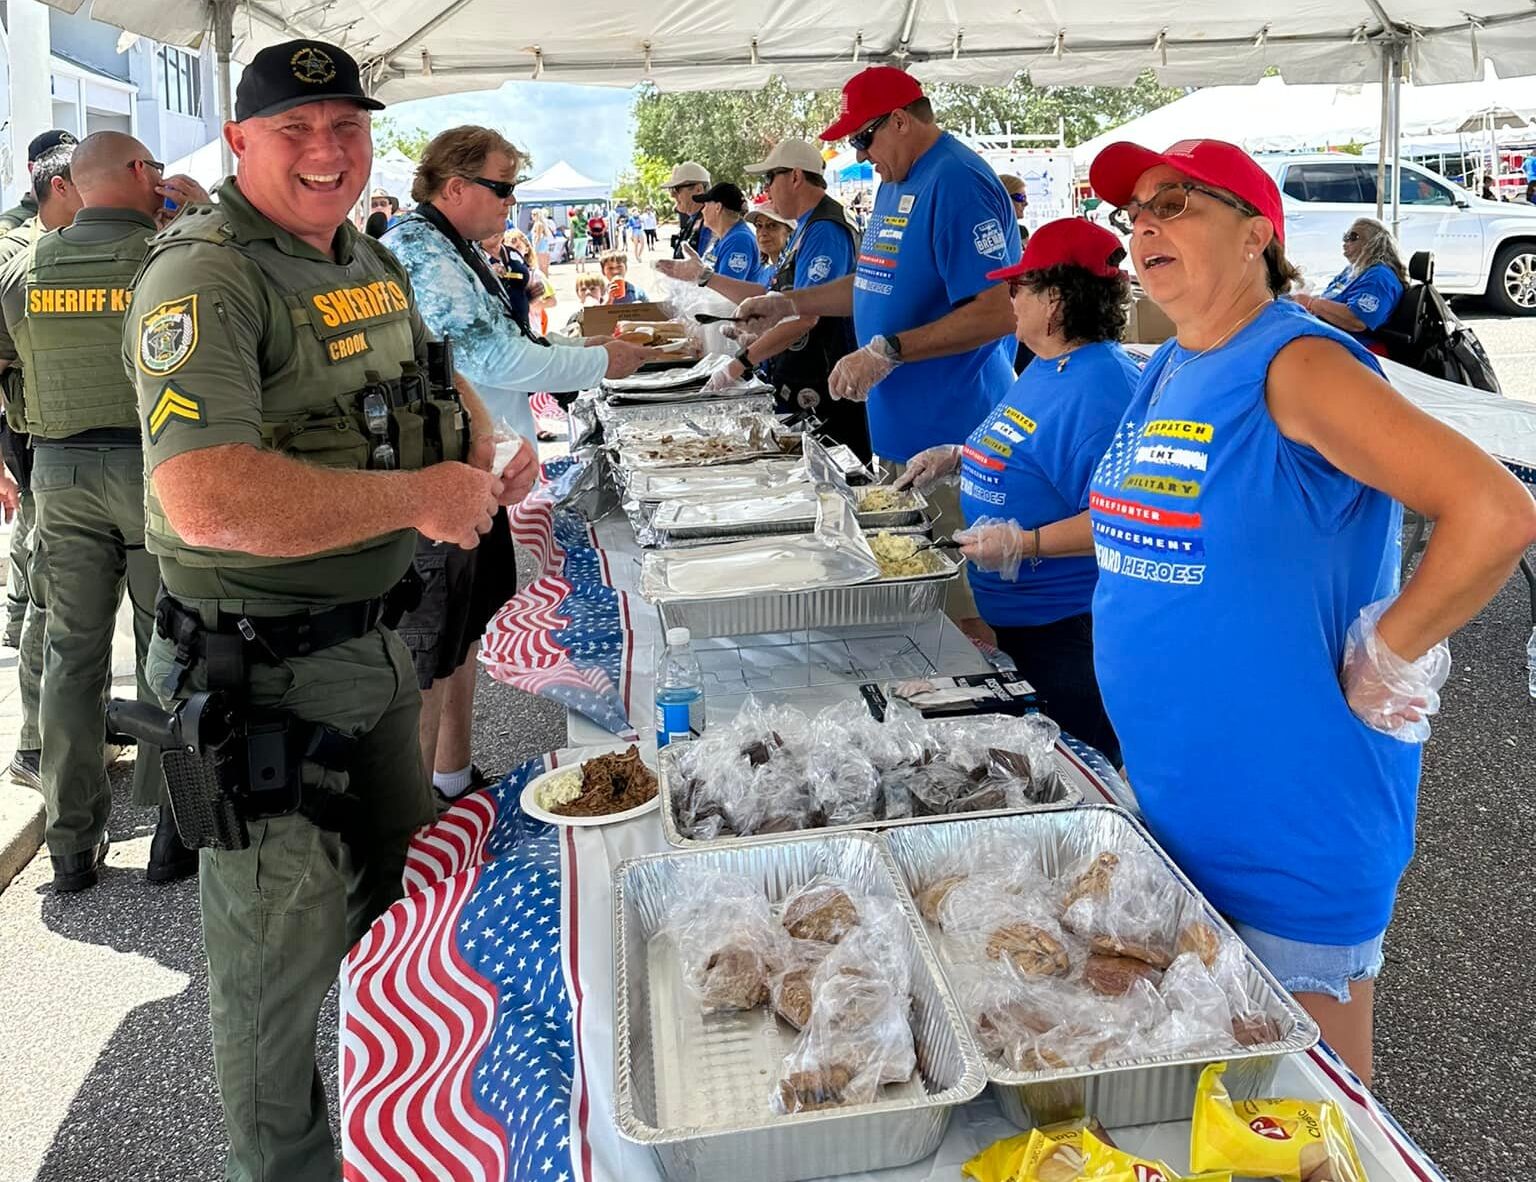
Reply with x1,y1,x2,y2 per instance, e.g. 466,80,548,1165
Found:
147,382,204,441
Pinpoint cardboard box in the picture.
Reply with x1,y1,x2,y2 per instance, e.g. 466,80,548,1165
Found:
575,300,669,338
1123,294,1176,344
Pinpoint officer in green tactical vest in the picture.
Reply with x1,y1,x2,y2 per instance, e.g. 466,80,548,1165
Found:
125,39,538,1182
0,144,81,794
0,130,77,233
1,130,208,891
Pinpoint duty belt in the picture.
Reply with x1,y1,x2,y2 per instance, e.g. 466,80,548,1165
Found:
155,590,386,698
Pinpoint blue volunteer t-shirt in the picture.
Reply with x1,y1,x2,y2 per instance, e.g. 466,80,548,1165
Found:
960,341,1140,627
1089,300,1420,946
791,214,857,289
853,132,1021,461
705,220,759,282
1319,263,1403,334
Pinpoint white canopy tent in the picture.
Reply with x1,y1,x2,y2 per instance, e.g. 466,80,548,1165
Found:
515,161,611,206
370,147,419,205
38,0,1536,227
1074,71,1536,172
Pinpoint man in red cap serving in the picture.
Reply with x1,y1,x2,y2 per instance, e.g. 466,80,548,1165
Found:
738,67,1020,639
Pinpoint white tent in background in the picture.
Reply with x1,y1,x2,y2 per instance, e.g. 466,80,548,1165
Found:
370,148,418,205
516,161,611,206
164,137,229,189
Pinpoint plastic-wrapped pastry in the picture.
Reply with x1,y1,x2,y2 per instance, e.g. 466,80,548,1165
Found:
781,877,862,944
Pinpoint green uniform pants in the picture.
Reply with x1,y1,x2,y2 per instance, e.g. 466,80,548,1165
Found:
146,611,432,1182
13,489,46,752
6,486,33,645
32,444,163,854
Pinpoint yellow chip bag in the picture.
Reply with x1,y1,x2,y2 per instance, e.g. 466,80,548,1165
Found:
962,1119,1108,1182
1191,1062,1368,1182
1080,1128,1231,1182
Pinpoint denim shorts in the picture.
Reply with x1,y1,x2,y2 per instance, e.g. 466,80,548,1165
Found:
1230,923,1385,1004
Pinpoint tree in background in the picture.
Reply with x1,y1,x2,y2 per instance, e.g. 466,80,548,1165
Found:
629,72,1184,184
612,152,676,213
373,116,431,160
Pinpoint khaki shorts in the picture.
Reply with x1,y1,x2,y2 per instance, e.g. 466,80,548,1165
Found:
881,456,979,621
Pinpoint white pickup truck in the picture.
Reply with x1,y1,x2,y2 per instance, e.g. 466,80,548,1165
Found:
1255,153,1536,315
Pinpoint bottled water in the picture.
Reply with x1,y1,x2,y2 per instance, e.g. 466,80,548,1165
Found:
1527,625,1536,700
655,626,705,747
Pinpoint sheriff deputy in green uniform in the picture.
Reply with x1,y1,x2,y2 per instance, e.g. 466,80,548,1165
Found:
125,40,537,1181
0,144,79,793
1,131,208,891
0,130,77,233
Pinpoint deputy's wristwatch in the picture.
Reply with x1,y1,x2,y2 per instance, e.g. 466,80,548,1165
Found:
734,347,753,372
696,266,715,287
872,333,904,364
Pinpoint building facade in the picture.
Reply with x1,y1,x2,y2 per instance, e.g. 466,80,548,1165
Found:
1,0,221,206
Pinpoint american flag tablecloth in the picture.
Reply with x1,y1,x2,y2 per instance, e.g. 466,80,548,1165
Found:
339,748,1450,1182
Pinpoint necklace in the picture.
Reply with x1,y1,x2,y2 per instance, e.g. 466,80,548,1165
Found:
1149,299,1271,406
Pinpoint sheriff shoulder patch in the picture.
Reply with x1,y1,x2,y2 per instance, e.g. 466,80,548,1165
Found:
137,295,199,376
147,381,204,442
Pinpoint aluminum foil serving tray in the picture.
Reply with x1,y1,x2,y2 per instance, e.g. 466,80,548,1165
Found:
613,832,987,1182
653,555,960,638
881,807,1320,1129
652,487,929,539
657,721,1083,849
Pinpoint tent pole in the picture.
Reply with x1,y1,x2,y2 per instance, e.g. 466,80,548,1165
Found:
1376,46,1389,222
1389,41,1402,237
214,0,236,176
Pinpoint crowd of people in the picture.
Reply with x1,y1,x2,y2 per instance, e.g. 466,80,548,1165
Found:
0,32,1533,1182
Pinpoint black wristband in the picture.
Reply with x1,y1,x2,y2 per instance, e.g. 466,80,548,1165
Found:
887,332,903,361
735,347,753,371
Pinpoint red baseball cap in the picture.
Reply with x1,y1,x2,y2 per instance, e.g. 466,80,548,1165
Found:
1089,138,1285,245
820,66,925,142
986,217,1126,282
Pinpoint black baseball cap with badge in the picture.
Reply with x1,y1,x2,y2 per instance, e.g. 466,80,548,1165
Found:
234,38,386,121
27,130,77,164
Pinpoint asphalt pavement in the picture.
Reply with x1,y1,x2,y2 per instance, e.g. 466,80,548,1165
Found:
0,291,1532,1181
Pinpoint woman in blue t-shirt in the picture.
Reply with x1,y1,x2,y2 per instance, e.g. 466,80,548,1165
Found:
1088,138,1536,1082
1293,217,1405,352
895,219,1137,766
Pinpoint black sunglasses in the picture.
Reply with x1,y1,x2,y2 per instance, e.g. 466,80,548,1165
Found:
468,176,517,200
130,158,166,174
1342,231,1361,243
760,168,790,189
849,113,892,152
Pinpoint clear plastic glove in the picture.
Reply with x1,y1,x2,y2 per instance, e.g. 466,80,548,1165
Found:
703,360,744,393
655,242,704,283
952,517,1030,581
892,445,961,493
736,291,796,334
1341,596,1451,742
828,342,894,402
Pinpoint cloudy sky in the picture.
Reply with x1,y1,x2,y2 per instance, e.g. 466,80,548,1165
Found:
388,82,639,183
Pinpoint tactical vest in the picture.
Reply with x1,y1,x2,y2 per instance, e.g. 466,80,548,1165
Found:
0,219,40,434
135,204,466,572
765,194,870,461
13,221,146,438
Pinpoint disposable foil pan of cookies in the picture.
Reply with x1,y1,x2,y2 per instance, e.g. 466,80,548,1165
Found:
879,806,1320,1129
596,391,775,433
657,724,1083,850
613,831,987,1182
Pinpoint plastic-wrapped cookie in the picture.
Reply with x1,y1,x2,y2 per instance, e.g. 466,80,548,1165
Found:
697,944,769,1011
915,873,966,925
782,879,861,944
985,922,1072,978
1176,920,1223,968
1082,953,1162,996
771,965,816,1030
775,1065,855,1113
1061,851,1119,910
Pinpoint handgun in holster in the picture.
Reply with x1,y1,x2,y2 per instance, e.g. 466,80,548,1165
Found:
108,692,359,851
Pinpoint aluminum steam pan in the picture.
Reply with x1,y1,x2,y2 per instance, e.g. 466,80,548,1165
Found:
850,486,929,528
654,554,960,639
658,722,1084,850
613,831,987,1182
881,806,1320,1130
626,459,806,503
653,488,930,540
652,514,938,550
597,393,775,432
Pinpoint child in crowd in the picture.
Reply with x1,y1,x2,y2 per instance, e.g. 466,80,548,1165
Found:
600,252,648,304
